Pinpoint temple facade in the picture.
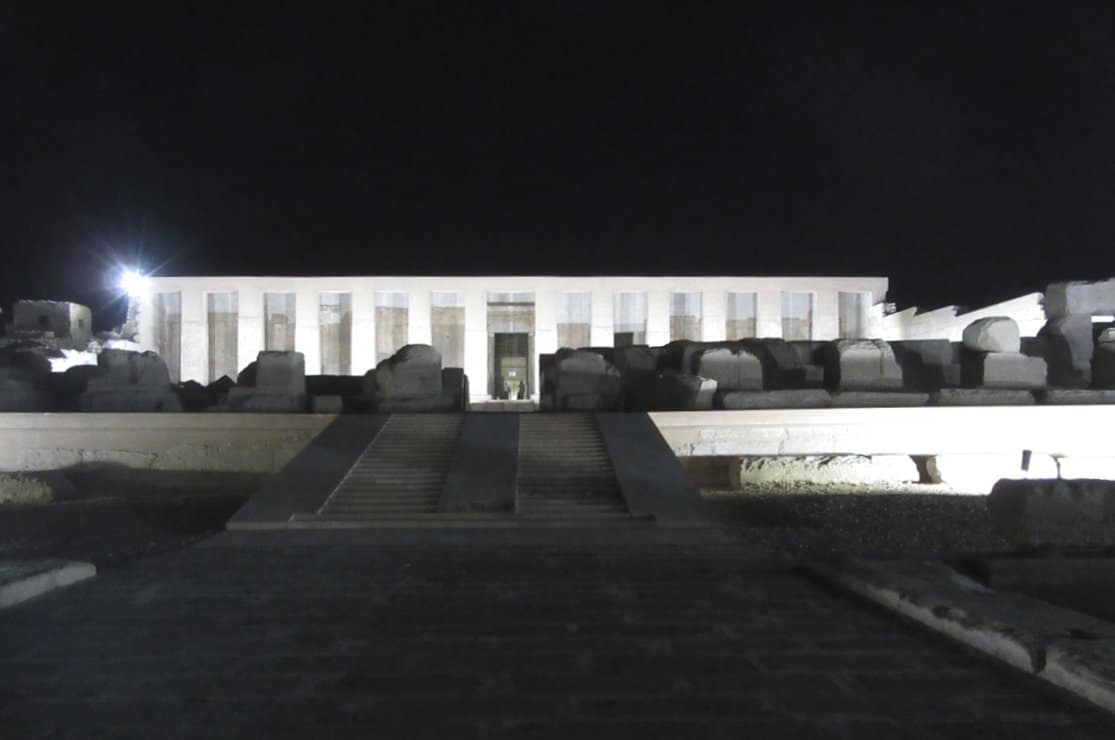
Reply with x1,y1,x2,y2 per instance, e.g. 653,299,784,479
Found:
131,275,888,401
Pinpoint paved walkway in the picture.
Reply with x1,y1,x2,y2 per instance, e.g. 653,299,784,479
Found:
1,541,1112,739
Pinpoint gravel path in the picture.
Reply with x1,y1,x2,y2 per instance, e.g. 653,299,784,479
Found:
702,484,1010,561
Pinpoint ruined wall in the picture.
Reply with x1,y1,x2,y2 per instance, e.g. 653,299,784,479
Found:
725,292,757,340
319,292,352,375
207,292,238,382
781,292,814,341
375,292,408,364
264,292,296,352
153,292,182,383
431,292,465,368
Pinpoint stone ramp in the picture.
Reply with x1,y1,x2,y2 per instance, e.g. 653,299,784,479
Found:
313,414,464,520
228,411,710,534
516,414,629,518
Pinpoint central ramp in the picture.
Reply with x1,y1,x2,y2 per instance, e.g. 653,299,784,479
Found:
517,414,628,518
316,414,464,520
228,411,714,537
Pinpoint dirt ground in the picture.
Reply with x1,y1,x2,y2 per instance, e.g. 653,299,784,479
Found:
0,467,262,569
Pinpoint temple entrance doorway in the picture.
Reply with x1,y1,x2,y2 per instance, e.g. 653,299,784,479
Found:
487,292,535,400
493,333,529,399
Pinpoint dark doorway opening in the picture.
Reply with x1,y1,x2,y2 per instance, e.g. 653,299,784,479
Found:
493,332,529,399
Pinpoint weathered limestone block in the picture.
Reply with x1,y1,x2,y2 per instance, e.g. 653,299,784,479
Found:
962,317,1021,353
961,352,1047,390
932,388,1036,406
0,350,52,411
824,339,903,391
1039,389,1115,405
226,351,307,412
87,349,170,388
715,389,832,410
79,349,180,411
613,345,659,377
1038,315,1094,388
739,339,819,390
553,349,623,411
732,455,919,488
369,344,442,400
310,395,344,414
830,391,928,407
989,478,1115,547
1044,278,1115,319
630,372,716,411
225,388,306,413
890,340,961,391
694,347,763,391
1092,329,1115,389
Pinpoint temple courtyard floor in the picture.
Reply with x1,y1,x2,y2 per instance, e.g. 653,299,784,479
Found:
1,482,1113,738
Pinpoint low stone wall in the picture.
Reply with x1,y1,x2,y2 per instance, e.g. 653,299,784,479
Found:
0,413,333,473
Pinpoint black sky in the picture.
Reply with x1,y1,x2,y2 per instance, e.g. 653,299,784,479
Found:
3,2,1114,328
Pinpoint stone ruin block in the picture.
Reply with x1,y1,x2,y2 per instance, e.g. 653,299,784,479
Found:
989,478,1115,547
79,349,181,412
830,391,928,407
693,347,763,391
368,344,443,400
0,349,52,411
739,339,821,390
553,349,624,411
890,340,961,391
1093,328,1115,388
962,317,1021,353
310,395,344,414
715,389,832,410
1044,278,1115,319
364,344,466,412
612,345,659,377
961,351,1047,390
823,339,903,392
628,371,716,411
1036,315,1093,388
226,351,307,413
932,388,1036,406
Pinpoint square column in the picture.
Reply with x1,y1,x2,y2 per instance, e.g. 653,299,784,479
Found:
701,289,726,341
295,289,321,375
351,286,375,376
646,290,670,346
589,287,614,347
237,283,263,375
408,289,432,346
756,290,783,338
534,290,557,401
463,287,489,403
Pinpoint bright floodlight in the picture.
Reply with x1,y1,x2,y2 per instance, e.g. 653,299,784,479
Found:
119,269,150,297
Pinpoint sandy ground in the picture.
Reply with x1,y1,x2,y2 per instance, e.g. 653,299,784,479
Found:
0,467,261,569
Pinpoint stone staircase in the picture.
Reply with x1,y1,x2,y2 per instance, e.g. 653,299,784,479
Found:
515,414,630,519
314,414,464,520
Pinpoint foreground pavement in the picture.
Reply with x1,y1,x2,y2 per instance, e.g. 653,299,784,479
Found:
1,539,1112,739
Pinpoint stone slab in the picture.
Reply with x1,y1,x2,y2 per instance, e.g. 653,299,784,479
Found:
0,559,95,610
595,412,709,524
989,478,1115,547
441,414,518,513
932,388,1036,406
807,557,1115,715
1039,389,1115,405
227,414,391,527
715,389,832,409
963,317,1021,353
829,392,928,407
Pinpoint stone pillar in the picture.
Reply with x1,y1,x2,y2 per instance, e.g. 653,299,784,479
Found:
179,285,206,384
463,287,488,403
351,286,375,376
756,290,782,338
646,290,670,347
589,287,614,347
535,290,557,400
132,290,156,352
237,283,263,376
408,289,432,346
701,289,726,342
813,289,840,341
295,288,321,375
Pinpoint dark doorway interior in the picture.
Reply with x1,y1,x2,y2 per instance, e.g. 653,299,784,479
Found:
493,332,529,399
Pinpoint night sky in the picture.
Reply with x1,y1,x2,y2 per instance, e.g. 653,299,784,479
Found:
3,3,1114,329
